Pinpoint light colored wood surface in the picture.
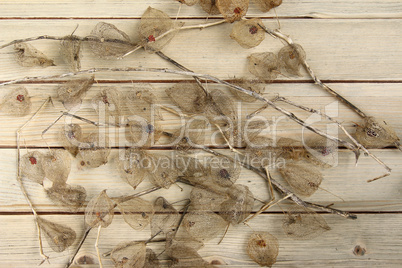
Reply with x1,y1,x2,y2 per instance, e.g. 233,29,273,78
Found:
0,1,401,267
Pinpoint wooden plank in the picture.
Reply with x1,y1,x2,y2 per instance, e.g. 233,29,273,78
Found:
0,1,401,18
0,83,401,147
0,214,401,267
0,19,401,81
1,148,401,212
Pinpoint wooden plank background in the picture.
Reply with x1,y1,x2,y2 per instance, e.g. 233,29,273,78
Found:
0,0,401,267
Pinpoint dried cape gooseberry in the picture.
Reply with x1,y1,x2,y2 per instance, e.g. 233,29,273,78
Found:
148,155,179,189
278,44,306,76
165,83,208,115
124,85,163,120
21,151,45,184
88,22,134,58
46,183,87,212
42,149,71,185
170,119,207,153
254,0,282,12
59,123,83,156
139,7,180,53
207,155,241,188
245,136,277,168
219,118,267,148
183,210,227,242
144,248,160,268
78,132,111,168
248,52,280,81
14,43,55,67
167,244,215,268
279,160,323,197
125,119,163,148
0,86,32,117
205,88,238,125
303,137,338,167
91,87,122,117
219,184,254,224
176,0,199,6
57,76,94,110
165,229,205,252
282,206,331,240
246,232,279,267
230,78,266,102
354,116,400,149
37,217,76,253
85,189,115,228
110,241,146,268
199,0,221,15
151,197,180,237
216,0,249,23
117,197,154,230
118,148,149,189
60,35,82,72
230,18,265,49
190,187,229,211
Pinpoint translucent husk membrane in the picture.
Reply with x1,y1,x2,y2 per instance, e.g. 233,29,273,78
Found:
248,52,280,81
60,35,82,72
110,241,146,268
46,183,87,212
41,149,72,185
246,232,279,267
78,131,111,168
151,197,180,237
230,78,266,102
230,18,265,49
85,189,115,228
216,0,249,23
254,0,282,13
59,123,83,157
116,197,155,231
57,76,94,110
278,44,306,77
36,217,76,253
21,151,46,185
0,86,32,117
14,43,55,67
199,0,221,15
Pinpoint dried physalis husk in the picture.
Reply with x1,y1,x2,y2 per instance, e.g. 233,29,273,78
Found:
254,0,282,12
175,156,213,190
46,183,86,212
41,149,71,185
85,189,115,228
219,118,268,148
206,88,238,125
166,229,205,253
151,197,180,237
230,78,266,102
354,116,400,149
118,148,149,189
245,136,277,168
216,0,249,23
14,43,55,67
0,87,32,117
230,18,265,48
36,217,76,253
279,160,323,197
248,52,280,81
124,84,163,120
170,118,207,153
207,155,241,188
247,232,279,267
91,87,122,117
303,137,338,167
282,206,330,240
190,187,228,211
60,35,82,72
59,123,83,157
57,76,94,110
148,154,179,189
21,151,45,184
167,244,216,268
183,210,227,242
199,0,221,15
88,22,134,58
78,132,111,168
278,44,306,76
110,241,146,268
219,184,254,224
166,83,208,115
125,119,163,148
139,7,180,53
144,248,160,268
176,0,199,6
117,197,155,230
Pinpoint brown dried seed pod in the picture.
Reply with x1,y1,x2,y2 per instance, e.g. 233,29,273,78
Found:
230,78,266,102
303,137,338,168
21,151,45,185
165,229,205,252
199,0,221,15
245,136,278,168
45,183,86,212
254,0,282,12
216,0,249,23
151,196,180,237
78,132,111,168
88,22,134,58
246,232,279,267
118,148,149,189
206,88,238,125
176,0,199,6
165,83,208,115
207,155,241,187
170,119,207,153
85,189,115,228
183,210,227,242
139,7,179,53
279,160,323,197
144,248,160,268
59,123,83,157
230,18,265,49
219,118,268,148
167,244,216,268
282,206,331,240
354,116,400,149
124,84,163,120
125,119,163,148
117,197,154,230
57,76,94,110
60,35,82,72
190,187,228,211
91,87,122,117
248,52,280,81
14,43,55,67
148,154,179,189
37,217,76,253
219,184,254,224
110,241,146,268
278,44,306,76
0,87,32,117
41,149,71,185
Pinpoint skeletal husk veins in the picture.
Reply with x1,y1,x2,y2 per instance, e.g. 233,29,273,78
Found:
151,196,180,237
60,35,82,72
230,78,266,102
182,210,227,242
110,241,146,268
254,0,282,12
125,119,163,148
216,0,249,23
59,123,83,157
165,83,208,115
248,52,280,81
78,131,111,168
166,244,216,268
118,148,150,189
45,183,87,212
116,197,155,230
199,0,221,15
176,0,199,6
230,18,265,49
41,149,72,185
88,22,134,58
170,118,207,153
57,76,94,110
246,231,279,267
0,86,32,117
36,217,76,253
278,44,306,76
91,87,122,117
124,84,163,120
219,184,254,224
14,43,55,67
85,189,115,228
21,151,46,185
